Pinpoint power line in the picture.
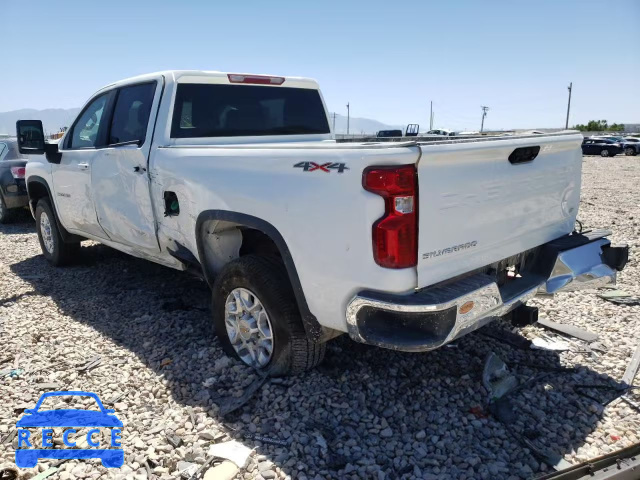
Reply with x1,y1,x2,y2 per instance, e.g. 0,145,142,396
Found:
480,106,489,133
565,82,572,129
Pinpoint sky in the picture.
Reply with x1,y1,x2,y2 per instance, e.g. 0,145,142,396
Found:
2,0,639,131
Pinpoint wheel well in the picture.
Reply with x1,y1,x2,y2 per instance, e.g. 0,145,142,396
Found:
27,180,49,206
239,228,281,258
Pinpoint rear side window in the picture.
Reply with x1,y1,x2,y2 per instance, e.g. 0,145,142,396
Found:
109,83,156,145
171,84,330,138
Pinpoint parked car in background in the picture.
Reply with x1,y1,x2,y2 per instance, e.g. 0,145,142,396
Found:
581,137,622,157
424,129,455,136
0,138,29,223
622,137,640,156
376,129,403,138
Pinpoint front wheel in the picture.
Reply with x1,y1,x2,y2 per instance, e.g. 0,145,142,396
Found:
625,147,637,156
35,199,80,266
600,149,610,157
212,255,325,376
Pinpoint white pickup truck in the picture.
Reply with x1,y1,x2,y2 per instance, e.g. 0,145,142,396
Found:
17,70,628,376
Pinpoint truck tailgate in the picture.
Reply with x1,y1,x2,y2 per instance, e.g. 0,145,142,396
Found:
416,133,584,289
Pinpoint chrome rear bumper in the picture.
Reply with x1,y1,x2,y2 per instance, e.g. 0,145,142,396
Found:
346,232,628,352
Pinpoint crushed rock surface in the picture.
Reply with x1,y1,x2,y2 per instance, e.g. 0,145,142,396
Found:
0,155,638,480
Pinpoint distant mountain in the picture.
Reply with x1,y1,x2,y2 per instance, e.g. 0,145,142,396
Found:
329,113,403,135
0,107,402,137
0,108,80,137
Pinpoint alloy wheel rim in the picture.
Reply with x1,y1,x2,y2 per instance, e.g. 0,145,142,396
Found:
40,211,55,254
601,150,608,157
224,287,274,368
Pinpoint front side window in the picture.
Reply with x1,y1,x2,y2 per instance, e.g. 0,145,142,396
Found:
109,83,156,145
0,143,7,161
171,83,330,138
69,94,109,149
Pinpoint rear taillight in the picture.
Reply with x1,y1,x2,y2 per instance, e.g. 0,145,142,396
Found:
227,74,285,85
363,165,417,268
10,167,25,179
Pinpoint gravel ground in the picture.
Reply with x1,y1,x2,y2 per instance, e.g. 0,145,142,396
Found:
1,155,639,480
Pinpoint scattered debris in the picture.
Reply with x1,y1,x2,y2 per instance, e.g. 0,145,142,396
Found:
105,390,128,405
1,430,17,445
177,461,199,479
536,318,598,342
76,355,102,372
621,342,640,387
166,430,184,448
243,433,289,446
216,375,268,417
0,368,22,378
531,337,571,351
186,456,217,480
160,358,172,367
203,461,239,480
35,382,62,390
517,433,573,471
597,287,640,306
207,440,253,468
482,353,518,400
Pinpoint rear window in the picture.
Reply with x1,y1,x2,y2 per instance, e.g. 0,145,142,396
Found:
171,84,330,138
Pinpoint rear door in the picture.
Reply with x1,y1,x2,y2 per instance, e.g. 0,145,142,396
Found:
415,134,583,288
91,79,162,253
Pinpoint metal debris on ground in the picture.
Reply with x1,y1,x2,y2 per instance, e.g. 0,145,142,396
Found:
207,440,253,468
166,430,184,448
216,375,268,417
531,337,571,351
177,461,199,479
536,318,599,342
75,355,102,372
597,287,640,306
482,353,518,401
35,382,62,390
621,342,640,387
1,430,17,445
0,368,22,378
517,433,573,471
31,467,59,480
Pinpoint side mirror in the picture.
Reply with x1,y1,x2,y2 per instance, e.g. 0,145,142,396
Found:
16,120,46,155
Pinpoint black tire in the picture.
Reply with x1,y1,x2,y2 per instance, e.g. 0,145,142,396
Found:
212,255,326,376
35,198,80,266
0,194,15,224
600,149,609,157
625,147,637,156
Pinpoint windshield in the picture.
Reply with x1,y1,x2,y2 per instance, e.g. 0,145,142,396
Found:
171,83,330,138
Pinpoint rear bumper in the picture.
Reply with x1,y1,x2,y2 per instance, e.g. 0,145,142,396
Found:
345,231,628,352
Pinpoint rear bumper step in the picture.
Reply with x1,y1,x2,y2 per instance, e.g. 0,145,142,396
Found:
346,232,628,352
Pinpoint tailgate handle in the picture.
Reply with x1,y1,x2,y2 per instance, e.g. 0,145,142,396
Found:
509,146,540,164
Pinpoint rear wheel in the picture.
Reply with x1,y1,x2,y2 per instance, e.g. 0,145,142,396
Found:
212,255,325,376
35,199,80,266
600,149,610,157
0,194,15,224
625,147,637,156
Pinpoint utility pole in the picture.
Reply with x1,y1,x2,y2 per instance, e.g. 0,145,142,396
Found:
346,103,350,135
480,106,489,133
565,82,572,129
429,101,433,130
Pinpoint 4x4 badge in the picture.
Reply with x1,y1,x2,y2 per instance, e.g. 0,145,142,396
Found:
294,162,349,173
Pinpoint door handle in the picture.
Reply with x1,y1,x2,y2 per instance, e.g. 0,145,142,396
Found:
78,162,90,170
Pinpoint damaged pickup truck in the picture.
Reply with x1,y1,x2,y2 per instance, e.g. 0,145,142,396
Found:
17,70,628,375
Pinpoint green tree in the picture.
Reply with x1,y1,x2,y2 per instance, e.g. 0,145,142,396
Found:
572,120,624,132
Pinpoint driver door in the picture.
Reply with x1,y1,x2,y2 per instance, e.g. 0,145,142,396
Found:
53,92,113,239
